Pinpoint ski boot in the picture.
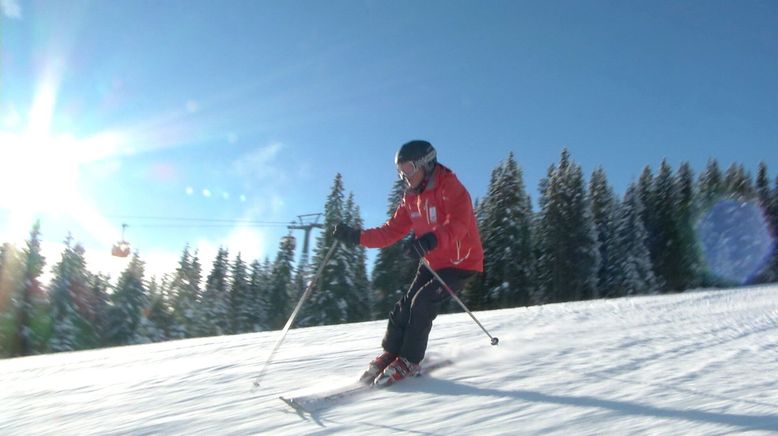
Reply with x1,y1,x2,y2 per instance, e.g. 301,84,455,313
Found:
358,351,397,384
373,356,421,387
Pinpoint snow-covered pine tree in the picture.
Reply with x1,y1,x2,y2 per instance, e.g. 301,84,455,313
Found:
300,173,360,327
650,160,701,292
106,253,148,346
15,222,47,356
247,259,269,331
756,162,771,213
463,203,490,308
756,163,778,283
606,183,657,297
697,185,772,286
185,252,203,336
531,163,556,305
48,235,91,352
465,160,500,309
770,173,778,282
85,273,110,348
507,153,536,308
141,276,171,343
168,246,202,338
570,158,600,301
466,192,484,307
698,159,725,211
370,179,416,319
696,159,727,287
0,243,19,301
230,253,251,334
344,194,371,322
675,162,702,290
589,166,618,298
266,236,295,330
637,165,664,290
536,149,599,303
0,243,22,357
258,256,273,323
724,163,756,200
473,153,534,309
652,160,683,292
201,247,230,336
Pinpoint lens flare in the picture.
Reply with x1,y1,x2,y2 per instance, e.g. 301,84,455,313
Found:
696,199,775,284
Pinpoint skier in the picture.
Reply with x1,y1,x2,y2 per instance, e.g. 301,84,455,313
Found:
333,140,484,386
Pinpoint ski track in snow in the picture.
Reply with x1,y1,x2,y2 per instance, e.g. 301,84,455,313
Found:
2,285,778,435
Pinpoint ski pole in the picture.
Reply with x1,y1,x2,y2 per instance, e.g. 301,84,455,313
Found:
420,257,499,346
252,241,340,389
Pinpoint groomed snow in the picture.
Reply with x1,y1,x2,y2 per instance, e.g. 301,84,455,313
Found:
3,285,778,434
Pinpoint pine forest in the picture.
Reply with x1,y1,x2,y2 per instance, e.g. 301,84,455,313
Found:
1,150,777,358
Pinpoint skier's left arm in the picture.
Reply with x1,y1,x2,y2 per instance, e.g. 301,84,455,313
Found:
431,177,475,250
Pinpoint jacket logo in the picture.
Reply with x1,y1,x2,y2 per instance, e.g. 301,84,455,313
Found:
410,211,422,219
429,207,437,224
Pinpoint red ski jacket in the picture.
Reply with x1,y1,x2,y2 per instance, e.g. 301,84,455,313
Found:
360,165,484,272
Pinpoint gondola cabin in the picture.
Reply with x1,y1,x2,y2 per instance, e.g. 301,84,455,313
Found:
281,235,296,251
112,224,131,257
112,241,131,257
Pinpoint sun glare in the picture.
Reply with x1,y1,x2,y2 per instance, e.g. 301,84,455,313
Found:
1,46,279,281
0,79,122,248
0,132,78,214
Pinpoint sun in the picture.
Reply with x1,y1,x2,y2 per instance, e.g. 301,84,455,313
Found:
0,137,79,218
1,81,68,227
0,77,123,247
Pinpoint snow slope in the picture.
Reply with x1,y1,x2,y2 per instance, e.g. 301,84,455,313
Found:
3,285,778,435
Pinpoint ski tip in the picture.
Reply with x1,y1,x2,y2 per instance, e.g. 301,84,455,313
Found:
423,358,454,372
280,396,308,413
358,375,375,386
372,377,393,388
279,396,297,407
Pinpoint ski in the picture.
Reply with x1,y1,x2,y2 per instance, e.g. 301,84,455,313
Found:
279,358,453,414
280,382,370,414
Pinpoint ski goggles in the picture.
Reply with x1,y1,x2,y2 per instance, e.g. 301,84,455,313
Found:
397,161,421,181
396,149,436,181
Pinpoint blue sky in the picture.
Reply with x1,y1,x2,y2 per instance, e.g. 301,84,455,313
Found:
1,0,776,281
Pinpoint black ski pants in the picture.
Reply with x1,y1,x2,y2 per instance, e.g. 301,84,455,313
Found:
382,266,475,364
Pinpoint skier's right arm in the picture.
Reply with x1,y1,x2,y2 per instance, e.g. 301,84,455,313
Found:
360,202,412,248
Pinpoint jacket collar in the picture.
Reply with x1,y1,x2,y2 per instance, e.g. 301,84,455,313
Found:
405,164,451,195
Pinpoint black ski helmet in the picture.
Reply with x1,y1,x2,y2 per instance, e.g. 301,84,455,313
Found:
395,140,437,175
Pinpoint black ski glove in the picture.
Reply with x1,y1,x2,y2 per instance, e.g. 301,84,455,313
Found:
333,222,361,247
404,232,437,259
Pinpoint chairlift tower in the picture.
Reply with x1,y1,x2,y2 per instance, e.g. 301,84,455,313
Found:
287,213,324,261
